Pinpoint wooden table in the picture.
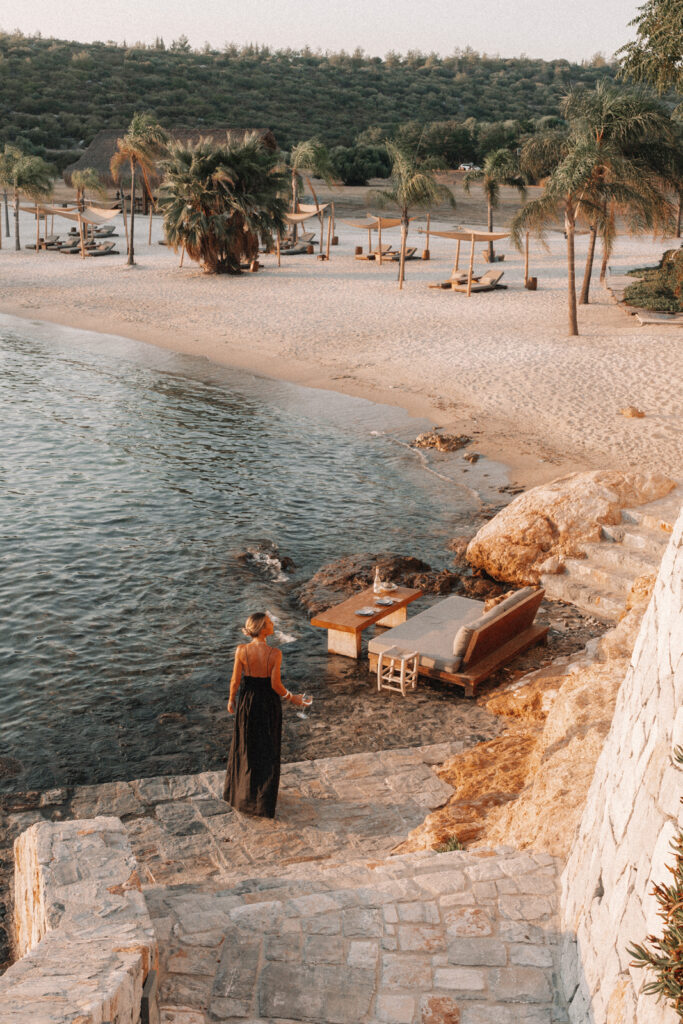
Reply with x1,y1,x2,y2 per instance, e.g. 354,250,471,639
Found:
311,586,423,658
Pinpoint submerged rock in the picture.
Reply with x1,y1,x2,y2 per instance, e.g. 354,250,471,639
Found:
466,470,675,585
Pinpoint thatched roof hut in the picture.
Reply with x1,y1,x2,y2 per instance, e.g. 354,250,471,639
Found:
63,126,277,188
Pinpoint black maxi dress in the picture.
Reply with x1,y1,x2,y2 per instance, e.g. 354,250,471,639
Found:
223,646,282,818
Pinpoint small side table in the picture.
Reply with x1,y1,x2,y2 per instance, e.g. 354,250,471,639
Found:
377,646,419,697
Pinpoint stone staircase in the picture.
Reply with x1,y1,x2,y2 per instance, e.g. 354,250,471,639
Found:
59,744,569,1024
540,486,682,622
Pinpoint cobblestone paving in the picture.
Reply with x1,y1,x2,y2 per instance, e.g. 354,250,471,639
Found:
66,743,462,888
63,742,569,1023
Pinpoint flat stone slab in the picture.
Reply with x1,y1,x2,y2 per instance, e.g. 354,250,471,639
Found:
70,743,463,889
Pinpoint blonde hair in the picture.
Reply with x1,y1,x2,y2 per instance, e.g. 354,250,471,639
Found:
242,612,269,638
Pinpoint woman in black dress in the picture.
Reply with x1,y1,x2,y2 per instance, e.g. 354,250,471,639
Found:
223,612,308,818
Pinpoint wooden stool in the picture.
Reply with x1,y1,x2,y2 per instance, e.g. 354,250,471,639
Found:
377,646,419,697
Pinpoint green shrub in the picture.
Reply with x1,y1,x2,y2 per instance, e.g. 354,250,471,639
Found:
629,747,683,1018
624,249,683,312
435,836,464,853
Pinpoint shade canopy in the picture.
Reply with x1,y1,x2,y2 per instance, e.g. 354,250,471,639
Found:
18,203,119,226
342,215,405,230
419,228,508,242
284,202,330,225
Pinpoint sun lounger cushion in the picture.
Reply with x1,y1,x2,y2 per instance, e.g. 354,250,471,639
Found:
368,595,484,674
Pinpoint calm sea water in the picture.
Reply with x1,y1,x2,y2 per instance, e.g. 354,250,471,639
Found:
0,315,506,791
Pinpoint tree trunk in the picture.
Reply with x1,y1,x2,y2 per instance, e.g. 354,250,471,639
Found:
487,199,494,262
4,190,10,237
291,173,298,243
599,241,609,284
398,215,408,290
128,160,136,266
14,187,20,250
579,221,597,305
677,192,682,239
565,206,578,336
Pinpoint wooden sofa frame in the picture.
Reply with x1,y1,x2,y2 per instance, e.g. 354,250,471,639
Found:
368,588,548,697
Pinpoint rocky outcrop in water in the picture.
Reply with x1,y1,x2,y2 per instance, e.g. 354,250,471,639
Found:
466,470,675,585
412,431,472,452
295,551,504,616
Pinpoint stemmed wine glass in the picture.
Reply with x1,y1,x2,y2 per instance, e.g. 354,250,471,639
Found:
296,692,313,719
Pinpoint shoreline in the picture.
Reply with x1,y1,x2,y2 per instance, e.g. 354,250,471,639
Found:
1,207,681,490
0,302,592,489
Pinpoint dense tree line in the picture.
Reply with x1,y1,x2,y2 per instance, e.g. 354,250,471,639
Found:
0,30,621,170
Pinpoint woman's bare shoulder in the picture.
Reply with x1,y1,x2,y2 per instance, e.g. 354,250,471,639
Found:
271,647,283,661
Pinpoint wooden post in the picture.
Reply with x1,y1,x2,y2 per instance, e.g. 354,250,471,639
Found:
467,235,475,296
524,231,529,285
331,202,336,245
455,239,461,271
78,212,86,258
367,225,372,254
35,203,40,251
148,207,153,245
276,233,281,267
378,221,383,266
179,245,185,268
325,210,332,260
423,213,431,260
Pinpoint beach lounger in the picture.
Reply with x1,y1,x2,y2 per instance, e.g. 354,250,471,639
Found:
385,247,418,262
281,242,315,256
368,587,548,697
428,271,469,289
86,243,119,257
452,269,506,292
93,226,117,238
355,244,395,261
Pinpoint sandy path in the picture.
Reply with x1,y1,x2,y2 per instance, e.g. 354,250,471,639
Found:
1,204,681,485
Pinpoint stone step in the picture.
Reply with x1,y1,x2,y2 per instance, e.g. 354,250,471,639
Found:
150,846,566,1024
583,539,662,578
621,488,683,533
600,522,671,557
559,557,636,596
539,574,625,622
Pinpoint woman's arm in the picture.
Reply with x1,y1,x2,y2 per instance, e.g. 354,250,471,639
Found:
227,645,245,714
270,650,306,707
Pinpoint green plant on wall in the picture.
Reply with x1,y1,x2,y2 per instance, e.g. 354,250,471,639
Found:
628,746,683,1019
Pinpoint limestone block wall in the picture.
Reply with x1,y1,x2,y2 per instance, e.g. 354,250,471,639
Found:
560,508,682,1023
0,816,157,1024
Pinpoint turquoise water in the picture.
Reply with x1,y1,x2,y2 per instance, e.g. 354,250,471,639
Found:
0,315,505,790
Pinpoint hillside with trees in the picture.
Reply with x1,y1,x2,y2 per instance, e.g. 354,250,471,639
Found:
0,30,620,170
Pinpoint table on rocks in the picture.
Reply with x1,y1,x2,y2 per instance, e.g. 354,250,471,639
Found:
311,586,423,658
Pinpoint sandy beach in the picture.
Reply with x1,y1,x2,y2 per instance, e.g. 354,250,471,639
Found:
1,196,681,485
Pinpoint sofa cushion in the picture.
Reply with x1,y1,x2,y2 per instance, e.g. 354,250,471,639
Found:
368,594,484,674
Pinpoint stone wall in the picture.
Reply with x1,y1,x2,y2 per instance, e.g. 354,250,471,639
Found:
560,508,682,1023
0,816,157,1023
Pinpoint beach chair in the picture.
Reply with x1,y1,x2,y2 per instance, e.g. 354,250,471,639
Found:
86,243,119,257
386,247,418,262
368,587,548,697
428,271,469,289
452,269,506,292
93,226,117,238
355,244,395,261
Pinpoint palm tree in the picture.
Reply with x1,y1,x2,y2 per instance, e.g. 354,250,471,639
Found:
111,112,167,265
561,83,680,304
71,168,107,211
287,138,335,241
0,146,22,249
370,142,455,289
513,136,673,336
463,149,526,261
0,149,53,251
158,133,287,274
